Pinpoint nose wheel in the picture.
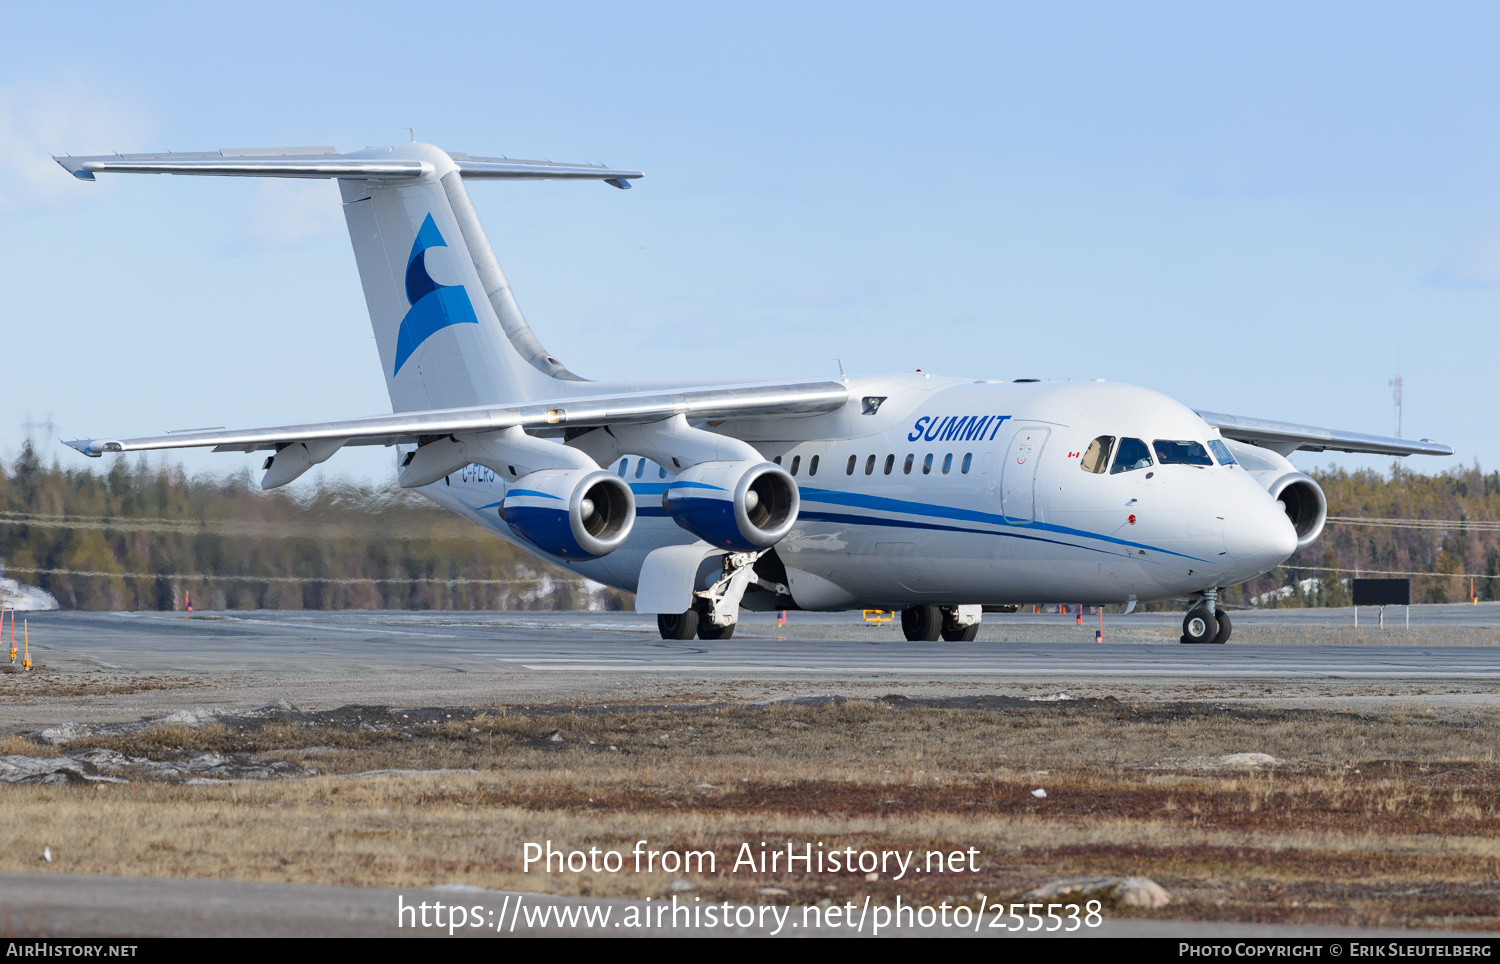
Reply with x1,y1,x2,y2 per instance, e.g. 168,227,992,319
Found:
1180,606,1231,644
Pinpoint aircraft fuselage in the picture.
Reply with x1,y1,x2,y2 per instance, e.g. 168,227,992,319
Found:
423,373,1298,609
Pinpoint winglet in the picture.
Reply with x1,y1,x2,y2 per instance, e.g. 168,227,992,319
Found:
64,438,118,457
54,156,95,181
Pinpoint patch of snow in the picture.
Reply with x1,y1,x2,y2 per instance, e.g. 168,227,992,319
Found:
1216,752,1279,769
0,577,59,611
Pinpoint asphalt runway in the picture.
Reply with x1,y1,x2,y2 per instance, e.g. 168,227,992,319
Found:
3,604,1499,726
16,604,1500,676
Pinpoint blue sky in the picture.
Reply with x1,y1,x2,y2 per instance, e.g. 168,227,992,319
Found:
2,2,1496,486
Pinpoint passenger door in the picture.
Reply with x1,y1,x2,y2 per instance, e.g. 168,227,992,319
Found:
1001,426,1050,524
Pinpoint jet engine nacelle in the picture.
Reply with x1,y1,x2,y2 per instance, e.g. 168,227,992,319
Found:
664,460,799,551
1221,439,1327,551
502,469,635,560
1266,471,1327,551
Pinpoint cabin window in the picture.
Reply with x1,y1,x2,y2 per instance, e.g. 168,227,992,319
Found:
1110,438,1153,474
773,455,782,465
865,454,876,475
659,465,667,478
884,454,895,475
1208,439,1237,465
922,454,934,475
617,458,628,476
635,459,646,478
961,453,972,474
941,453,953,474
903,454,914,475
846,455,857,475
1153,440,1214,466
1080,436,1115,474
808,455,820,476
790,455,801,476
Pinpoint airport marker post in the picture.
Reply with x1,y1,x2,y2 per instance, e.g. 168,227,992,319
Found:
22,617,29,672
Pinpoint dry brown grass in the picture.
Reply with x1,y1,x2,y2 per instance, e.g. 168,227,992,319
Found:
0,671,199,697
2,698,1498,929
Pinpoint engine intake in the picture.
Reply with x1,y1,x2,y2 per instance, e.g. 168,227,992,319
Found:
1267,472,1327,551
664,460,799,551
502,469,635,559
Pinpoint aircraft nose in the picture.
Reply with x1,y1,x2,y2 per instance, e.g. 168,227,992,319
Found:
1224,495,1298,571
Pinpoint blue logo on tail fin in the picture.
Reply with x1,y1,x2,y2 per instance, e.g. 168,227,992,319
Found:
392,213,479,375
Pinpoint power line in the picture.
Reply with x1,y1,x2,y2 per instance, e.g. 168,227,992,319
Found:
1327,516,1500,531
1288,565,1493,580
0,510,475,539
0,564,574,588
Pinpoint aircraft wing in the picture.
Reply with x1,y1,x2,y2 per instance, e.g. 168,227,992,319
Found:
65,381,849,457
1196,410,1452,457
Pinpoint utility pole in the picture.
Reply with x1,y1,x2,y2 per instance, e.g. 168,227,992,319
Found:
21,412,55,441
1389,375,1402,479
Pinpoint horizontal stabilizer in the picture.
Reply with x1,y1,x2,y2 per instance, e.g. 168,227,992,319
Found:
65,380,849,457
54,147,642,186
1197,410,1452,458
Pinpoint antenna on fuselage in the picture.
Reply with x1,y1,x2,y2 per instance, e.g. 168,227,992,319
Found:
837,359,845,376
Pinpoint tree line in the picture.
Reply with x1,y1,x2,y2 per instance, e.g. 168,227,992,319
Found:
0,442,630,612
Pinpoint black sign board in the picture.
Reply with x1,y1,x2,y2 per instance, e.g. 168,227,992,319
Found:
1352,578,1410,606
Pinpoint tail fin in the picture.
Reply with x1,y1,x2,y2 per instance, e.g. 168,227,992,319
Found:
338,144,615,411
56,143,642,411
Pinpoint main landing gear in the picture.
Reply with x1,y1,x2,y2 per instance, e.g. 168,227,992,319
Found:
901,605,981,642
1180,589,1232,645
656,551,787,640
656,609,740,641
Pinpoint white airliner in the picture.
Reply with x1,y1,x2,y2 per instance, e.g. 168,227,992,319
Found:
55,142,1451,645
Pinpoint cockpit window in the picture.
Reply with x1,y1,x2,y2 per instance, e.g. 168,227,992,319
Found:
1080,436,1115,474
1207,439,1236,465
1110,438,1153,474
1153,440,1214,466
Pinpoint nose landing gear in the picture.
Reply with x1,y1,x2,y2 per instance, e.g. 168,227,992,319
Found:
1181,588,1232,644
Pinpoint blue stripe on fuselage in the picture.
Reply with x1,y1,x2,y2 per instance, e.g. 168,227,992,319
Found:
626,477,1205,562
798,487,1205,562
798,510,1118,555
